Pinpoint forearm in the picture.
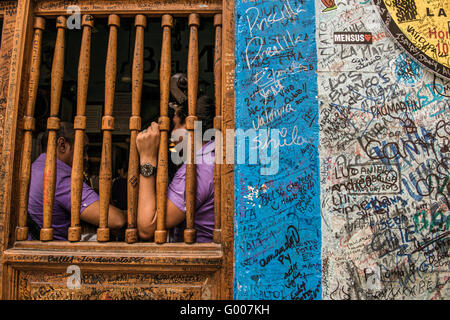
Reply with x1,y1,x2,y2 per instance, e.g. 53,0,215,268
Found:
108,206,127,229
137,157,158,240
81,201,125,229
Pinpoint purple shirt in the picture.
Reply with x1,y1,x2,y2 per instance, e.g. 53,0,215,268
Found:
168,140,215,243
28,153,99,240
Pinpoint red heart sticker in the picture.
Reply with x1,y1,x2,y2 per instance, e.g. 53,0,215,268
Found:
364,34,372,42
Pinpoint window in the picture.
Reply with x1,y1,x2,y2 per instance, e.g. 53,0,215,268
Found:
17,7,222,245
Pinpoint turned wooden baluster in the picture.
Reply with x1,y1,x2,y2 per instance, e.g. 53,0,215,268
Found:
126,14,146,243
154,14,173,244
16,17,46,241
98,15,120,242
41,16,67,241
213,14,222,244
69,15,94,242
184,13,200,244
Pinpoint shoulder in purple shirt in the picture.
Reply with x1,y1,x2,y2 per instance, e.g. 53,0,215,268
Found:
28,153,99,240
168,140,215,243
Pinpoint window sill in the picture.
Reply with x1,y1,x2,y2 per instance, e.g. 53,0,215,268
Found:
3,241,223,267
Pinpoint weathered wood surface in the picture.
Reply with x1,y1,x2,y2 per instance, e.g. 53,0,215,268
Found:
98,14,120,242
19,272,215,300
42,16,67,242
33,0,221,16
3,242,222,299
4,243,223,265
16,17,46,241
126,15,146,244
219,0,235,299
213,13,222,244
154,14,173,244
14,267,218,300
12,240,223,254
184,13,199,244
70,15,94,242
0,1,17,18
0,0,18,298
0,0,35,299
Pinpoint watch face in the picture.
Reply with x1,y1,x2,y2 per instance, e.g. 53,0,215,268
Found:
140,163,155,177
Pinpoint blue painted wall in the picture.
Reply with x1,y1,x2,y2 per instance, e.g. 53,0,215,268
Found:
234,0,322,300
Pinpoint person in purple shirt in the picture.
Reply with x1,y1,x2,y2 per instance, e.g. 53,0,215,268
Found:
136,97,215,242
28,122,126,240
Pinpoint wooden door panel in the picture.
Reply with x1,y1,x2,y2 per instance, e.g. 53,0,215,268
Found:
17,269,217,300
2,243,222,299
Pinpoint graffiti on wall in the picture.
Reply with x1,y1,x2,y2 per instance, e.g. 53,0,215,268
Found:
318,0,449,299
234,0,448,300
234,0,321,300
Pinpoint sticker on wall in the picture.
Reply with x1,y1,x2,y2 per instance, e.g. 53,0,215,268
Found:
333,32,373,44
321,0,338,12
373,0,450,79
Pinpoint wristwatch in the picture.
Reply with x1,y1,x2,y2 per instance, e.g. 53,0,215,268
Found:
139,163,157,177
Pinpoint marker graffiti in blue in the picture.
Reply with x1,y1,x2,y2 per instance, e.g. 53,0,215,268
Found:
234,0,321,300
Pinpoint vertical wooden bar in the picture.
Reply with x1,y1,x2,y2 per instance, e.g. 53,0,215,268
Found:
41,16,67,241
126,14,146,244
184,13,200,244
16,16,45,241
220,0,236,298
213,14,222,244
97,14,120,242
69,15,93,242
154,14,173,244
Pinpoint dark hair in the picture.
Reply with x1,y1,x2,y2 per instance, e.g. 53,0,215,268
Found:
40,121,75,151
174,95,215,135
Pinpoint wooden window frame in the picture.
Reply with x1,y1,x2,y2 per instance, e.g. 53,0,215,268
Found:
0,0,235,300
0,18,3,48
